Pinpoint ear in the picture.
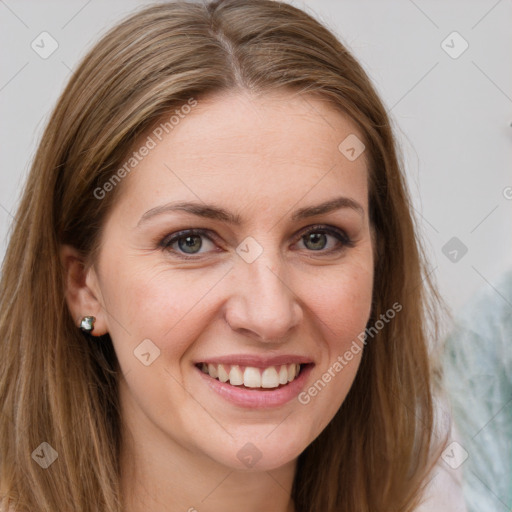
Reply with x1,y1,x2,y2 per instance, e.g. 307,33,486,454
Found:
60,244,108,336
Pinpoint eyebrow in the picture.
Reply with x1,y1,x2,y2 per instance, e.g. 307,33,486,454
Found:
137,196,364,227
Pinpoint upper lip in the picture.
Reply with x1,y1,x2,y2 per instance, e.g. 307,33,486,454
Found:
196,354,314,368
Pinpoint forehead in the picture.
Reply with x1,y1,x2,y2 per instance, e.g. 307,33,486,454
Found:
116,90,369,219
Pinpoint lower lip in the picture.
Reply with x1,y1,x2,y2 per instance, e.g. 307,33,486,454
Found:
196,364,314,409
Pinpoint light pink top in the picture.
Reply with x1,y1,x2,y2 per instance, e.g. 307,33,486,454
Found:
415,394,468,511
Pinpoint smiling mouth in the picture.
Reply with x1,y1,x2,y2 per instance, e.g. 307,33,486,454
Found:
196,362,307,390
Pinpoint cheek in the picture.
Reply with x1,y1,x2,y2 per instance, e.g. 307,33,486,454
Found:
294,262,372,436
104,261,231,359
302,260,373,347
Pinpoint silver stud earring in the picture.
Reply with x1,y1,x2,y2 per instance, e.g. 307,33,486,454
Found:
79,316,96,333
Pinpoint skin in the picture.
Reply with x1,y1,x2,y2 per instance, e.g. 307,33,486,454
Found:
62,89,374,512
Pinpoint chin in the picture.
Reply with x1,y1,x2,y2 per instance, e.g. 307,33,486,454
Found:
201,429,311,472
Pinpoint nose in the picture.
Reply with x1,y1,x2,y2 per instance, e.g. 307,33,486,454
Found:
224,253,303,343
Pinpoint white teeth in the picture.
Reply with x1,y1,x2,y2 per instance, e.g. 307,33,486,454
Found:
243,367,261,388
207,363,218,379
228,365,244,385
278,365,289,385
201,362,303,388
217,364,229,383
261,367,279,388
287,363,296,382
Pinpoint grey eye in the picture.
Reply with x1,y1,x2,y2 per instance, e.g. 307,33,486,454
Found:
177,235,203,254
303,232,328,251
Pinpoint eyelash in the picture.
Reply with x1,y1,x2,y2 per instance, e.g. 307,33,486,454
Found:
159,225,354,260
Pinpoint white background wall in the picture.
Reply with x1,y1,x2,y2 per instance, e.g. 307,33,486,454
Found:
0,0,511,317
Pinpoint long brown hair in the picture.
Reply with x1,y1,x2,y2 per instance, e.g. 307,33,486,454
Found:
0,1,448,510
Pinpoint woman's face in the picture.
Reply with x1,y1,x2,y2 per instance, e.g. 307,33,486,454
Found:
87,90,374,471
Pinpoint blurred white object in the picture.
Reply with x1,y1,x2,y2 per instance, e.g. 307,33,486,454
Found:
443,270,512,511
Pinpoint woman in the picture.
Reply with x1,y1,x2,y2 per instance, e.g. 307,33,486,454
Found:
0,1,466,511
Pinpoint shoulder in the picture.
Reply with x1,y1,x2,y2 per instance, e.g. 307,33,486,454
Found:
415,463,467,511
413,395,468,511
